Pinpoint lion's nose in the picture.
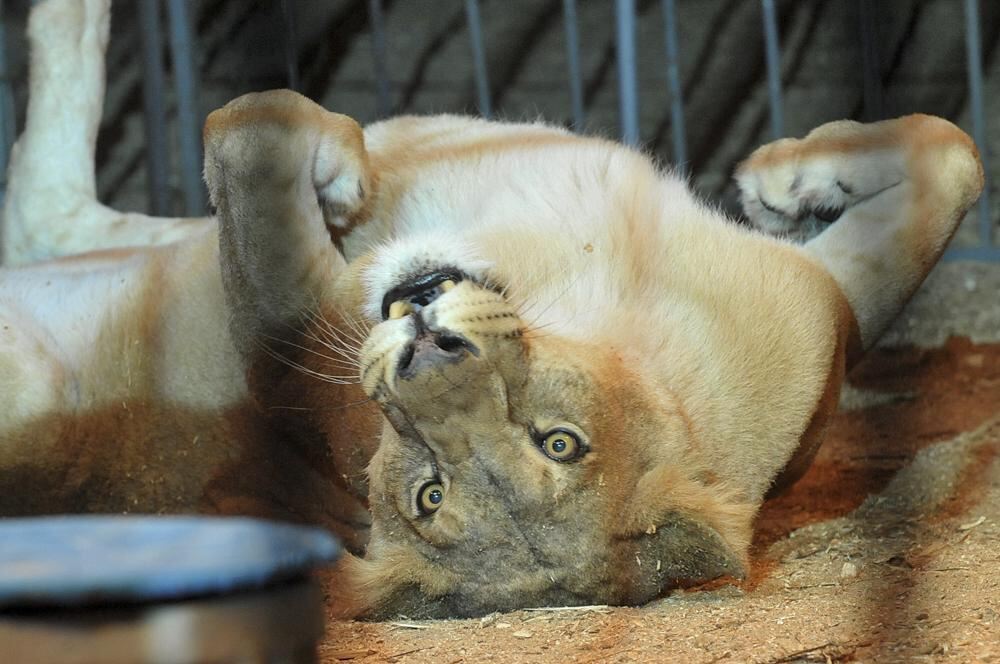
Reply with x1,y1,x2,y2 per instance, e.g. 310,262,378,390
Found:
397,314,477,379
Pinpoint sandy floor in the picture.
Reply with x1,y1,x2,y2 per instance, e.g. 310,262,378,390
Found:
317,264,1000,664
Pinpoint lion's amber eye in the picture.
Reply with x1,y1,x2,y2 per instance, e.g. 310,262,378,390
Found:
417,481,445,515
541,430,582,462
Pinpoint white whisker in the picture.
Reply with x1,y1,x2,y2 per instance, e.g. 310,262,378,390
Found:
299,326,363,368
256,339,360,385
263,333,362,373
308,306,368,352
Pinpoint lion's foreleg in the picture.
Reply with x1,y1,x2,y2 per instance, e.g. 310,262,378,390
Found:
203,90,372,359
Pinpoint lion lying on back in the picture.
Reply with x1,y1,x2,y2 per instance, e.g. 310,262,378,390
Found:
0,0,983,619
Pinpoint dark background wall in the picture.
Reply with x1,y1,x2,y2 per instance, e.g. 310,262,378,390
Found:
4,0,999,246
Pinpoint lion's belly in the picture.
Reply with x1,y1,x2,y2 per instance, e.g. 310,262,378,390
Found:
3,251,148,367
0,251,165,435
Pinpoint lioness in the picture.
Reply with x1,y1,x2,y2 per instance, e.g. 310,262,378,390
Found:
0,0,983,619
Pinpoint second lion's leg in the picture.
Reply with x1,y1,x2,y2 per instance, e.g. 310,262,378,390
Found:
3,0,208,266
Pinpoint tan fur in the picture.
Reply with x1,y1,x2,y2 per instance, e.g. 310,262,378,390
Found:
0,0,983,620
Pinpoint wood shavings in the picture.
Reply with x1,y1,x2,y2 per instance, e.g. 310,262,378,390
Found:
523,605,612,613
959,516,986,531
389,622,430,630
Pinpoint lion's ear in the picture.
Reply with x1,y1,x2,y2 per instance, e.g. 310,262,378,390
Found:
617,511,747,604
613,463,754,603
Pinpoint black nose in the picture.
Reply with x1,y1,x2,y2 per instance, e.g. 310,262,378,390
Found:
397,314,477,379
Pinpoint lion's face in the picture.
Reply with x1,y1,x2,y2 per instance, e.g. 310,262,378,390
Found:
349,261,749,619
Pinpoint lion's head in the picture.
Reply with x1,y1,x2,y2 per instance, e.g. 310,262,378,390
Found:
331,245,754,618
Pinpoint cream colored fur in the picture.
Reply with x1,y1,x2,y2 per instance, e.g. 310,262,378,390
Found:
0,0,983,618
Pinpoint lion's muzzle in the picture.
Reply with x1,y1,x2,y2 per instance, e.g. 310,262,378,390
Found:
360,272,525,420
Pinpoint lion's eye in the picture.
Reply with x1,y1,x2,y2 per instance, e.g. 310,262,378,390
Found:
540,430,582,462
417,481,445,515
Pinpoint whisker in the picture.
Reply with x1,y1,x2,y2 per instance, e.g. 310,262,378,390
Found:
323,317,367,349
299,326,363,369
327,396,375,411
521,320,558,335
263,333,362,373
256,340,360,385
323,318,367,354
340,308,372,342
523,271,586,330
306,313,363,357
303,306,367,349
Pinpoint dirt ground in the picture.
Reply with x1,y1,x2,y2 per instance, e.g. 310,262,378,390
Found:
317,263,1000,664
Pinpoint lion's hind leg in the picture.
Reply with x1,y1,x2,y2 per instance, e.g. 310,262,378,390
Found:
2,0,208,266
737,115,983,351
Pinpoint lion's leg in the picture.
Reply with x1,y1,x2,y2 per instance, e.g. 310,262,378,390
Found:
203,90,372,357
737,115,983,351
2,0,208,266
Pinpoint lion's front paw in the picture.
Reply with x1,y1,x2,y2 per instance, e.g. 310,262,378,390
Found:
203,89,371,233
735,121,906,242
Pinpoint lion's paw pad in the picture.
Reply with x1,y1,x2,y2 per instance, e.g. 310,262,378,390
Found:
736,144,905,242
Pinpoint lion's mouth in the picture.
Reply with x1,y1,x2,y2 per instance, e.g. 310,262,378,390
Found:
361,265,516,413
380,268,467,320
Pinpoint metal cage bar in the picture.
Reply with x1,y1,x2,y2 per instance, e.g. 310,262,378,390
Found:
368,0,391,118
615,0,640,146
964,0,992,246
760,0,784,139
858,0,884,121
281,0,300,91
464,0,492,118
7,1,996,260
166,0,205,216
0,5,15,215
138,0,171,216
661,0,687,169
562,0,585,130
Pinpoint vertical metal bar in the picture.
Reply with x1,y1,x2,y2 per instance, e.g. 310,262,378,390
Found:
368,0,391,117
614,0,639,146
464,0,492,118
138,0,171,216
964,0,992,245
281,0,300,91
858,0,884,121
562,0,585,131
167,0,205,216
661,0,687,169
760,0,784,139
0,4,15,216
